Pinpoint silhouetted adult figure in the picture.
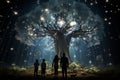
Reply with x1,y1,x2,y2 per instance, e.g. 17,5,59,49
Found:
60,53,69,78
52,55,59,76
41,59,46,78
34,59,39,77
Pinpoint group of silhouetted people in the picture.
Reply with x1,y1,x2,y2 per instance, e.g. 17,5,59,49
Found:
34,59,46,78
34,52,69,79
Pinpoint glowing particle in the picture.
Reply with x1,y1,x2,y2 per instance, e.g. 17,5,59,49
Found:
28,31,34,36
104,18,107,21
118,8,120,11
89,60,92,64
95,1,98,4
83,37,86,40
24,60,27,63
0,15,3,17
40,16,45,21
109,17,111,19
13,11,18,15
106,0,109,2
29,52,32,55
74,55,76,58
108,62,112,66
110,10,113,13
6,0,10,3
90,3,93,6
57,19,65,28
108,22,111,25
11,63,16,66
105,10,108,13
85,0,87,2
44,8,49,13
70,21,77,26
108,53,112,56
10,48,14,51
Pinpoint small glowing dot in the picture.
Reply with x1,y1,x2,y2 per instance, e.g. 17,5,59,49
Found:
44,8,49,12
108,53,112,56
108,22,111,25
110,10,113,13
0,15,3,17
70,21,77,26
118,8,120,11
106,0,109,3
10,48,14,51
116,5,118,7
108,62,112,66
104,6,107,8
83,37,86,40
40,16,45,21
6,0,10,3
24,60,27,63
13,11,18,15
95,1,98,4
74,55,76,58
90,3,93,6
104,18,107,21
89,60,92,64
105,10,108,13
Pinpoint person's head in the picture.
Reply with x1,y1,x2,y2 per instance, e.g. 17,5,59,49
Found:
43,59,45,62
36,59,38,62
63,53,65,57
55,55,58,58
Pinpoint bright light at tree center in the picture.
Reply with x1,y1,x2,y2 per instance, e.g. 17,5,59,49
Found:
57,19,65,28
70,21,77,26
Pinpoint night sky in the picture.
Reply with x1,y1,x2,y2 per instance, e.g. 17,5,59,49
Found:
0,0,120,66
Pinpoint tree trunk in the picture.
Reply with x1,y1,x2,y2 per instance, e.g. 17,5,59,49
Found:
54,32,71,61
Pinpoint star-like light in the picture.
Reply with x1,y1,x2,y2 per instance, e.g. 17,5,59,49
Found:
106,0,109,3
10,48,14,51
70,21,77,26
40,16,45,21
57,19,65,28
6,0,10,4
108,22,111,25
104,18,108,21
44,8,49,13
13,11,18,15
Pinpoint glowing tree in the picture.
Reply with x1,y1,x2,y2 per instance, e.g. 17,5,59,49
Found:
15,0,104,62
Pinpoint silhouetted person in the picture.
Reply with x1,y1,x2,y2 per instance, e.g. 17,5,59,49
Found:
60,53,69,78
52,55,59,76
41,59,46,78
34,59,39,77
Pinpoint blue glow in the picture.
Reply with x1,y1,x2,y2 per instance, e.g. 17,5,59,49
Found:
15,0,105,66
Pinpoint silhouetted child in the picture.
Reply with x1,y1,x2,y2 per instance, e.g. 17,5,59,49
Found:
41,59,46,78
52,55,59,76
34,59,39,77
60,53,69,78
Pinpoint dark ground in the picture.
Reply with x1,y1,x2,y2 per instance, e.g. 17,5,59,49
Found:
0,66,120,80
